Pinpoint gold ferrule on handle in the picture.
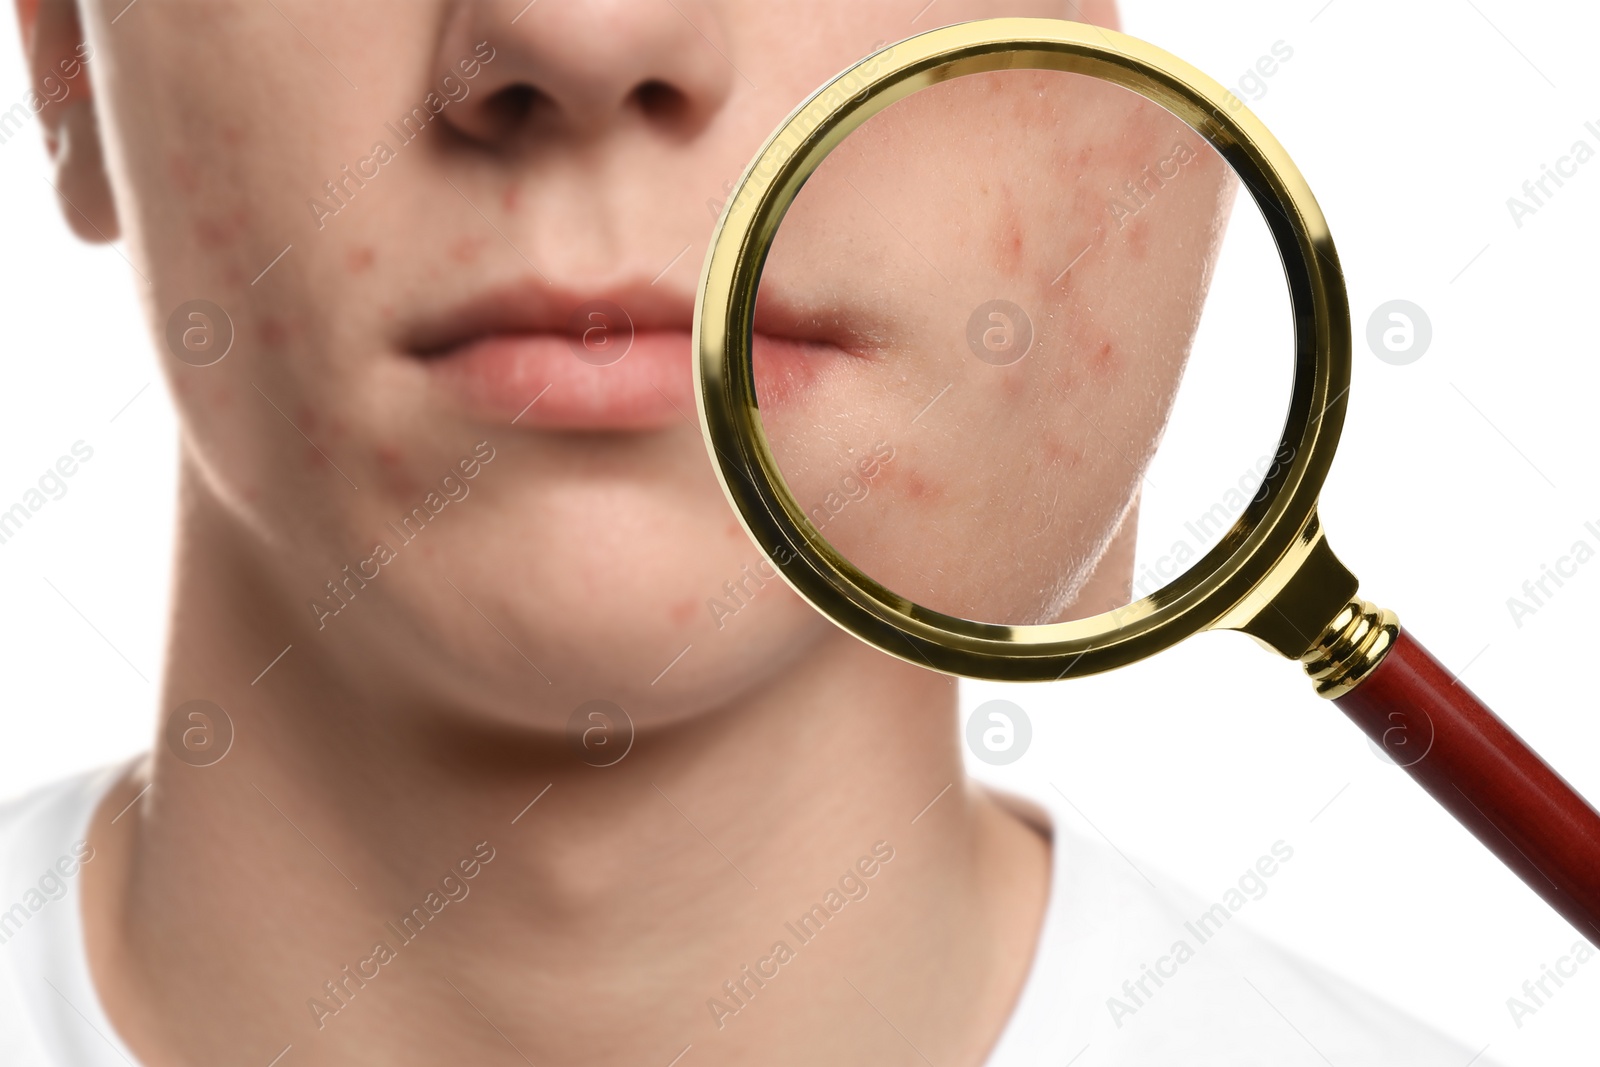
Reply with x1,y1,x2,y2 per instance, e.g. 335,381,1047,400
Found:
1300,599,1400,699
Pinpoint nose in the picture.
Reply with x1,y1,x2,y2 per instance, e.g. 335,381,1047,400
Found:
435,0,736,144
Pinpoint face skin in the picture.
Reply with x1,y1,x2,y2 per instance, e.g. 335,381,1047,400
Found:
756,71,1233,623
16,1,1231,1065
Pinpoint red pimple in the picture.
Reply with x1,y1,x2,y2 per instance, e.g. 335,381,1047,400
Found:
296,407,319,433
209,385,232,409
347,246,376,274
1125,218,1150,262
376,443,404,467
904,471,941,503
502,185,522,213
1092,340,1117,375
193,216,235,250
167,154,200,194
449,236,487,264
667,597,697,626
991,186,1024,277
724,521,743,539
219,125,246,148
259,318,288,345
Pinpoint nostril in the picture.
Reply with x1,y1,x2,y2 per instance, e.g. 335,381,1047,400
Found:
477,83,551,138
631,79,691,124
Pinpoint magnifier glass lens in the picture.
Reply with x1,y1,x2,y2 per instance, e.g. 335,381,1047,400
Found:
750,68,1295,627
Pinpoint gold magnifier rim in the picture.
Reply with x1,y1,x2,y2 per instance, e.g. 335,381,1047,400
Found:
693,17,1351,682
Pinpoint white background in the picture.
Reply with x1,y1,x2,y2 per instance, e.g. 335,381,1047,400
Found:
1,1,1597,1064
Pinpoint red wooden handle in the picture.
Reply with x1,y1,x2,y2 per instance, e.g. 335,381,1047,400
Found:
1336,629,1600,940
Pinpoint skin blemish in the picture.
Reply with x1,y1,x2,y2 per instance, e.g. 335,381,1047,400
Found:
347,246,376,274
903,470,942,504
1041,432,1083,468
1125,217,1150,262
259,318,288,346
503,185,522,213
296,407,319,433
376,443,405,467
219,125,246,148
193,216,237,250
209,385,232,409
449,236,487,264
302,444,328,470
990,186,1024,277
1092,339,1117,376
167,154,200,195
667,597,697,626
724,521,743,539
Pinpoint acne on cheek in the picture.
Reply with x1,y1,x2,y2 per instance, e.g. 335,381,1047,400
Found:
449,237,488,264
167,153,201,195
346,246,376,274
258,318,290,346
667,597,697,626
1040,432,1083,468
987,186,1025,278
1124,217,1151,261
193,207,251,251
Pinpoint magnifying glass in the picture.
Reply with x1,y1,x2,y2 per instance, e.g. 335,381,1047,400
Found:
695,19,1600,938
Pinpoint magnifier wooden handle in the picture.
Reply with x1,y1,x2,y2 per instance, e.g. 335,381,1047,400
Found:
1335,629,1600,940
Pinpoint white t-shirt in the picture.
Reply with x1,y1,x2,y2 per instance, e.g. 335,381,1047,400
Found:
0,764,1497,1066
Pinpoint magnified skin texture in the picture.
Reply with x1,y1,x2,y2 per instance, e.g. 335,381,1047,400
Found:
757,72,1235,623
12,1,1247,1066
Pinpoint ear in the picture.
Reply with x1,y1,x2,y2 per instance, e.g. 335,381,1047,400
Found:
15,0,118,242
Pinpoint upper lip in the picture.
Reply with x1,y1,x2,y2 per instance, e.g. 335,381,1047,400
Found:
404,279,697,357
403,274,882,359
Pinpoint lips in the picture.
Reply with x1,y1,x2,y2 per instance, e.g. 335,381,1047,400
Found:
407,280,868,432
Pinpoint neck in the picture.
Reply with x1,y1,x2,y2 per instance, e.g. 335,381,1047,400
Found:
83,468,1049,1067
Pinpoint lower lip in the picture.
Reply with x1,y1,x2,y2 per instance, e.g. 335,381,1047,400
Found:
421,329,853,432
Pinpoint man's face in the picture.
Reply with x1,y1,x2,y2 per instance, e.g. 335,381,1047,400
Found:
42,0,1228,729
